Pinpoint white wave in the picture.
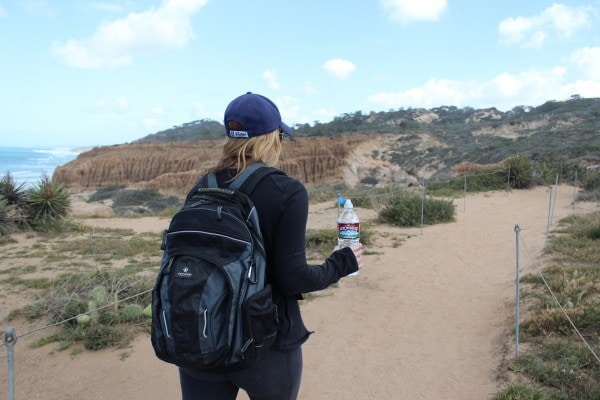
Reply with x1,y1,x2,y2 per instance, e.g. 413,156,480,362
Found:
33,148,81,157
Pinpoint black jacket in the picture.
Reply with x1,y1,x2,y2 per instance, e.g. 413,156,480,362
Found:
214,167,359,350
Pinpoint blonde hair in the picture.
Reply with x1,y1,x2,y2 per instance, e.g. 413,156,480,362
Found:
210,129,282,179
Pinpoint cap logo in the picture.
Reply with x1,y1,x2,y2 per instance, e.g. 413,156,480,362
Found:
229,130,250,138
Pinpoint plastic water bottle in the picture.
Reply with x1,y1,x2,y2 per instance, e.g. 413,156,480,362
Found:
338,199,360,276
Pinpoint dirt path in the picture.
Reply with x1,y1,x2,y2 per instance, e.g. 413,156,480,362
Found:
0,186,596,399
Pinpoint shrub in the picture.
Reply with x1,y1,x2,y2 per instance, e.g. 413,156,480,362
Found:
21,269,153,350
120,304,144,322
26,175,70,230
0,172,27,207
378,192,455,227
112,188,162,207
87,185,126,202
506,155,533,189
0,172,29,230
582,170,600,192
360,176,378,185
492,382,548,400
83,325,127,350
92,187,181,216
0,197,15,235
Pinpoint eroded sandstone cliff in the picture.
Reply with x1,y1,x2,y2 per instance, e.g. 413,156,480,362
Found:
54,135,387,196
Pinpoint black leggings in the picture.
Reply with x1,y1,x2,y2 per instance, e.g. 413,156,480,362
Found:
179,347,303,400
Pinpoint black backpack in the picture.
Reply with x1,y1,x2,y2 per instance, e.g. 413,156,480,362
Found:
151,163,280,373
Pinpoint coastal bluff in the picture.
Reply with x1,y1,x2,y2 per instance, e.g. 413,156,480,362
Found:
53,135,414,196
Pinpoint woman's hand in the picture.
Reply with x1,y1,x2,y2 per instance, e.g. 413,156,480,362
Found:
334,243,363,271
350,243,363,271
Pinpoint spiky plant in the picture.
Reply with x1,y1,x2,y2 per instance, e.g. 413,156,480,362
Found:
0,172,27,206
0,196,15,235
0,172,30,229
507,155,533,189
26,174,70,229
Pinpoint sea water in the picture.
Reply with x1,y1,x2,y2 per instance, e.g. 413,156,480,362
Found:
0,147,80,187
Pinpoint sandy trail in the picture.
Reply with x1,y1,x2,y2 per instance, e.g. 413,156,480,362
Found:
0,185,596,400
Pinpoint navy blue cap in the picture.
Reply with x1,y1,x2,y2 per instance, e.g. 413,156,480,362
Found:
224,92,293,138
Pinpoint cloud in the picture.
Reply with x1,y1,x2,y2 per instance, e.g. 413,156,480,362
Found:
570,47,600,80
22,1,56,17
89,2,126,14
380,0,447,24
322,58,356,80
263,69,281,90
94,96,129,112
274,95,300,124
0,4,5,17
52,0,207,69
301,81,318,94
366,66,599,112
499,4,591,48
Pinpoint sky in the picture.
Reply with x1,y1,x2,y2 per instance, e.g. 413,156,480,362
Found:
1,0,600,148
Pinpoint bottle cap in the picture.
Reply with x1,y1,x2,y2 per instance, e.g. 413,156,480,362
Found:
344,199,353,209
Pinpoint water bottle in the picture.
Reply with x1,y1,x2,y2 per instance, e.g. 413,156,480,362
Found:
338,198,360,276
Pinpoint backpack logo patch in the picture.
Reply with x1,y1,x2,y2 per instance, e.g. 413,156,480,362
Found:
175,266,193,279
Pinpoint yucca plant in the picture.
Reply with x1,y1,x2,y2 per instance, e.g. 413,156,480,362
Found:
26,174,70,229
506,155,533,189
0,172,30,229
0,197,15,235
0,172,27,206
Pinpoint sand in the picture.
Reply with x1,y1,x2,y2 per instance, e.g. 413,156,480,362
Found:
0,185,596,400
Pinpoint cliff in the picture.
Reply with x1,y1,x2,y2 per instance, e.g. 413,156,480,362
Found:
53,135,391,196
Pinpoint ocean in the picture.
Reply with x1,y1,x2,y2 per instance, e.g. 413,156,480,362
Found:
0,147,81,187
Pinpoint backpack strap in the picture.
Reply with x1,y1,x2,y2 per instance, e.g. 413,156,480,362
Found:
186,163,285,202
229,163,280,196
205,173,218,188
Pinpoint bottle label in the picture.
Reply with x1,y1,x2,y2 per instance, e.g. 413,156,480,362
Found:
338,222,360,239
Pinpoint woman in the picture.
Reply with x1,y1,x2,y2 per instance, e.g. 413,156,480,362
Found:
179,92,363,400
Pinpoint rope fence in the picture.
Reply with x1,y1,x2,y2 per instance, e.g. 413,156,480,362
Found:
514,225,600,365
2,160,598,399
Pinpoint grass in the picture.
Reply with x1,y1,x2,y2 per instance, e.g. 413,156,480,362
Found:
1,222,159,351
2,184,446,353
494,210,600,399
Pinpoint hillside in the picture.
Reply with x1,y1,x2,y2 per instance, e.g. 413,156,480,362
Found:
53,136,386,195
54,97,600,194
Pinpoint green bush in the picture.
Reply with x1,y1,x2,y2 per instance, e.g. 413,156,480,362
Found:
0,172,29,231
0,197,14,235
112,188,162,207
26,175,70,230
83,325,126,351
378,192,455,227
90,187,181,216
507,155,533,189
428,156,533,194
87,185,126,202
120,304,144,322
582,170,600,192
492,382,548,400
0,172,27,207
360,176,378,185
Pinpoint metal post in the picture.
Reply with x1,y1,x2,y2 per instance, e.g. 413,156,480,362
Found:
544,186,553,250
514,225,521,359
550,174,559,226
4,326,17,400
420,178,426,236
463,174,467,212
573,170,578,210
507,163,511,194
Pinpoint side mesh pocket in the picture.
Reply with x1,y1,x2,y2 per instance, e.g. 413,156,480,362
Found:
241,284,278,364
